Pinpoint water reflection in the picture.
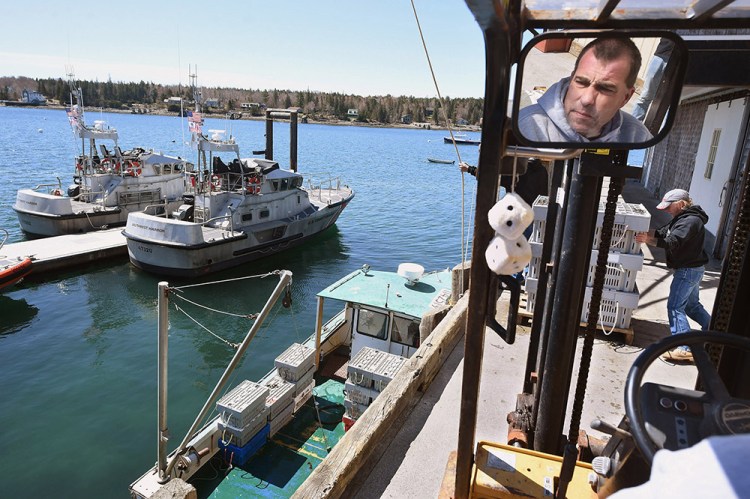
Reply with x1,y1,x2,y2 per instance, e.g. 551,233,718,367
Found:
0,295,39,338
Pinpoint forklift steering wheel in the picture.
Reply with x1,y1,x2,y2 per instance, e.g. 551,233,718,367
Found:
624,331,750,463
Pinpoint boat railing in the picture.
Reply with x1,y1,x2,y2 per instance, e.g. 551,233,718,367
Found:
304,175,344,203
202,210,236,233
30,177,64,195
0,228,8,251
142,202,169,217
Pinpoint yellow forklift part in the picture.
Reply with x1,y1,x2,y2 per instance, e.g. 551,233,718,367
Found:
471,441,597,499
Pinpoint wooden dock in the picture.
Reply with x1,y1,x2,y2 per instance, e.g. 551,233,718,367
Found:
2,229,127,275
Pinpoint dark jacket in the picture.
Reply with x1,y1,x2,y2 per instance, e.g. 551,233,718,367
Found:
655,205,709,269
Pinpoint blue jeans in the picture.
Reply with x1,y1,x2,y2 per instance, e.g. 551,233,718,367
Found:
667,266,711,347
631,56,667,120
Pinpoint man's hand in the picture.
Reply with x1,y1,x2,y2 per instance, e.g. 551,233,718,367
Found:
635,229,656,245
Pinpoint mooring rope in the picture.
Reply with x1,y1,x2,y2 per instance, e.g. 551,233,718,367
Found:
410,0,470,286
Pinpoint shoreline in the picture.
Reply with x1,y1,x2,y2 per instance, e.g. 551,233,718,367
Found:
1,101,481,133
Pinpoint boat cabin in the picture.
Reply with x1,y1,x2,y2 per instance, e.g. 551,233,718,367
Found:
315,265,452,360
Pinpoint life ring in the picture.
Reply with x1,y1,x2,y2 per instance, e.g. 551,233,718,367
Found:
126,160,142,176
211,175,222,191
246,176,261,194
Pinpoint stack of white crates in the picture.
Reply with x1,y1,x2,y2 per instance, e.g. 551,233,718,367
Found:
216,380,270,464
343,347,406,430
273,342,316,428
214,342,317,465
525,195,650,335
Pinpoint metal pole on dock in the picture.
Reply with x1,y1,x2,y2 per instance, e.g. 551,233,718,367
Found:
157,281,169,483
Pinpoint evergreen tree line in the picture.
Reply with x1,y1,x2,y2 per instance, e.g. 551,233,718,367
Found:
1,76,483,126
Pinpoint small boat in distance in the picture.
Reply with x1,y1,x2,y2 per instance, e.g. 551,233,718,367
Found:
427,157,455,164
123,75,354,277
13,75,194,237
0,229,33,291
443,133,481,145
129,263,454,498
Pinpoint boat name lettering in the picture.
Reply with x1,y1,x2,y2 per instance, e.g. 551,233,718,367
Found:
132,222,166,234
19,199,38,207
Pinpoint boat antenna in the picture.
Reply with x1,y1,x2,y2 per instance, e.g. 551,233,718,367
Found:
410,0,469,287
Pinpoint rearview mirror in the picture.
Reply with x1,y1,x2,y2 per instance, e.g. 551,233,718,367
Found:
512,31,687,150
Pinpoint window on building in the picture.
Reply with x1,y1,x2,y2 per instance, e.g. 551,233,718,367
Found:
705,128,721,179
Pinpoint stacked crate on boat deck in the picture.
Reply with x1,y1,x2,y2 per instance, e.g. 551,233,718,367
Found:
524,195,650,331
260,372,296,437
343,347,407,430
216,380,270,465
274,342,316,420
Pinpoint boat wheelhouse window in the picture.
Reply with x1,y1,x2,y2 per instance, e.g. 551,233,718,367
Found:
163,165,172,174
271,181,280,191
292,177,303,188
242,213,253,222
356,308,388,340
154,165,162,175
260,209,270,218
391,316,420,348
280,178,289,190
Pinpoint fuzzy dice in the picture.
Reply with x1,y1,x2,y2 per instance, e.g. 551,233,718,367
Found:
485,192,533,275
487,192,534,240
485,234,532,275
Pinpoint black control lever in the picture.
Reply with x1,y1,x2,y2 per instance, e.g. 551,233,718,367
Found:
486,273,521,345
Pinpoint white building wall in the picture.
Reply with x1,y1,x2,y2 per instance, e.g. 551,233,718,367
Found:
689,98,747,235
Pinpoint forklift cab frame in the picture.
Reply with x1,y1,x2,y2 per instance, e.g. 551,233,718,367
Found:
456,1,750,497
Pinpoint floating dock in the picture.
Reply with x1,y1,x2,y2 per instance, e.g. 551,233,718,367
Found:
1,229,127,276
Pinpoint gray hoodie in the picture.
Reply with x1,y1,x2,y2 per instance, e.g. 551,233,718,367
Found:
518,76,652,143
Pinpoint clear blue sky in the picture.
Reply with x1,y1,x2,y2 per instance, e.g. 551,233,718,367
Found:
0,1,486,98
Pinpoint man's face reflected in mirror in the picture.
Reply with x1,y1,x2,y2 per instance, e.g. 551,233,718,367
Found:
516,36,657,145
564,47,636,139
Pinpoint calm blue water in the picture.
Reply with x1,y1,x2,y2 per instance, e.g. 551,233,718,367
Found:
0,106,479,498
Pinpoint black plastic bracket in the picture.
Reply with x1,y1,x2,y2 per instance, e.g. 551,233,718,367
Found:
486,274,521,345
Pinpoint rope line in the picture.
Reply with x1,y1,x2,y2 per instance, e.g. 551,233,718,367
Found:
173,302,239,349
171,292,260,320
171,270,281,291
410,0,470,277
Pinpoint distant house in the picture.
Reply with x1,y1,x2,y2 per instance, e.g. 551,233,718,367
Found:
204,98,220,108
401,114,413,124
22,89,46,105
347,109,359,120
241,102,265,116
456,118,469,126
164,96,183,105
425,108,435,118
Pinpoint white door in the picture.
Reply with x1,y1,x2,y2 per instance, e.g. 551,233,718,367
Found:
689,98,748,237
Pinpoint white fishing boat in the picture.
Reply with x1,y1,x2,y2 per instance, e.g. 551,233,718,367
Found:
13,75,194,237
129,263,456,499
123,77,354,277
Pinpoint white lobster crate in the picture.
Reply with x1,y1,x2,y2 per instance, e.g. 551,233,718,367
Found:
581,286,640,330
524,278,639,329
218,406,270,447
268,400,295,437
586,250,644,292
531,196,651,255
344,379,377,406
260,371,296,419
293,379,315,413
217,380,269,429
347,347,406,392
274,343,315,382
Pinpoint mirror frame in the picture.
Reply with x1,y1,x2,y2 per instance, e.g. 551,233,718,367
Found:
511,30,688,150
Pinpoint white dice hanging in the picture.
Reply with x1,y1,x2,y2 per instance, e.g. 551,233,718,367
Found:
487,192,534,241
485,234,532,276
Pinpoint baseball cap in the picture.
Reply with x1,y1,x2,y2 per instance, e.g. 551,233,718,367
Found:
657,189,690,209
